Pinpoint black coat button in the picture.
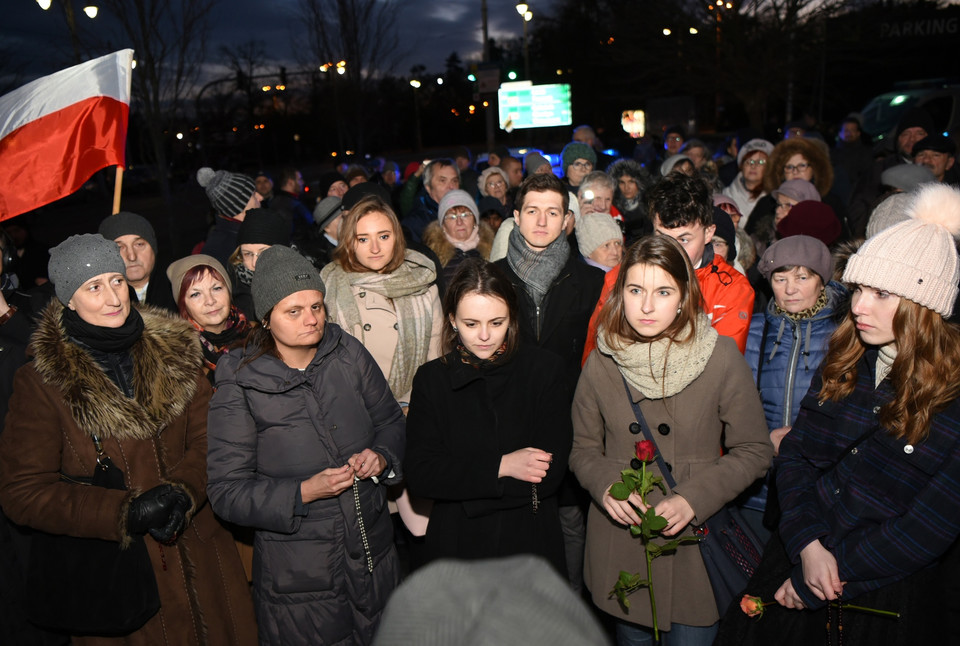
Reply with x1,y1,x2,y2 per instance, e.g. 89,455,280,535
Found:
629,422,640,434
658,423,670,436
363,323,372,331
665,462,673,472
630,458,642,469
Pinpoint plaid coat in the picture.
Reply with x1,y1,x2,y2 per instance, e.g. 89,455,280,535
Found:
777,350,960,608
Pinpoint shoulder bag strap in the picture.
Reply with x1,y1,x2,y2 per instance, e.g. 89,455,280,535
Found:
621,374,678,491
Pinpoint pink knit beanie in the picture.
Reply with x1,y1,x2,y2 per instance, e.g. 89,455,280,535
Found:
843,184,960,317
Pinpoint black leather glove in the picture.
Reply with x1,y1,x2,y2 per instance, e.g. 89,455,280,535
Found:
127,484,176,535
148,487,192,544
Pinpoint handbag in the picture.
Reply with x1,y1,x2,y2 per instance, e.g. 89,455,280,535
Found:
621,376,764,616
24,433,161,635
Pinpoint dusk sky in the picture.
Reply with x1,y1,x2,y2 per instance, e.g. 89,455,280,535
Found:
1,0,560,88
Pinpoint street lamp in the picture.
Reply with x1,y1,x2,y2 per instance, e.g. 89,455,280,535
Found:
36,0,99,63
410,79,422,152
515,3,532,80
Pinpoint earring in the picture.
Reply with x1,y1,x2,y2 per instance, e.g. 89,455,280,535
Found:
452,326,459,332
676,307,682,314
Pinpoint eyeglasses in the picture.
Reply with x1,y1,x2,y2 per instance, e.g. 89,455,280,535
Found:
571,161,593,170
486,180,506,189
784,162,810,173
744,159,766,167
666,136,683,142
775,202,795,210
444,212,475,222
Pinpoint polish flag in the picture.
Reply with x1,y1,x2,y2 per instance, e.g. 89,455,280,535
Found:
0,49,133,221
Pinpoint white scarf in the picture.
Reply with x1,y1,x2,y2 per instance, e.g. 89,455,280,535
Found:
444,224,481,253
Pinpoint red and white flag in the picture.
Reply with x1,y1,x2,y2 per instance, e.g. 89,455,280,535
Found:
0,49,133,221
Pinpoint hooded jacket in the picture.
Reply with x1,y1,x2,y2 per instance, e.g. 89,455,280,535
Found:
207,322,405,646
0,302,256,646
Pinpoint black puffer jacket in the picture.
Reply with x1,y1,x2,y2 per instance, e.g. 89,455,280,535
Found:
207,323,405,646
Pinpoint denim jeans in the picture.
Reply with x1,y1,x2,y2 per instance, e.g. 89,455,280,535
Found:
615,620,718,646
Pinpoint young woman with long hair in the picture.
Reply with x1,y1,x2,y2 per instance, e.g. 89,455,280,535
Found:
720,183,960,645
571,235,772,646
404,258,573,573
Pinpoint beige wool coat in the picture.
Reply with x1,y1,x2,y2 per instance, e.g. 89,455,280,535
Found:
570,337,772,630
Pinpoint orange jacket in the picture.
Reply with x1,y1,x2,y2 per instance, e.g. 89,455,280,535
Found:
581,255,754,365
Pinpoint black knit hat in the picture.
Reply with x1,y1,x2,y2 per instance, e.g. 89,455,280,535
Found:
98,211,158,252
342,182,392,212
197,167,256,217
238,209,291,246
316,171,348,197
712,206,737,262
895,107,935,139
251,245,326,320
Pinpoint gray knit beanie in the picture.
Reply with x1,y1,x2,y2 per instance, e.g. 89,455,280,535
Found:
561,142,597,174
865,192,913,239
48,233,127,305
524,151,551,175
577,213,623,258
844,184,960,317
197,167,257,217
437,189,479,224
251,245,326,320
98,211,158,252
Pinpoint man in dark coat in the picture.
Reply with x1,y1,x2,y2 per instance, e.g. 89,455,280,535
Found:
98,211,177,312
494,173,604,593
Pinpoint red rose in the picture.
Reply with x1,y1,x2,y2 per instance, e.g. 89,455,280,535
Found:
635,440,656,463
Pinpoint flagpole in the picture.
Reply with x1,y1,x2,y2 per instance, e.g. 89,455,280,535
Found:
112,165,124,214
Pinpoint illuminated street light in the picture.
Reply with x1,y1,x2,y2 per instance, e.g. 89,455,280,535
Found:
410,79,421,88
36,0,52,9
508,71,517,80
689,27,698,34
336,67,345,75
176,132,183,140
262,85,272,92
437,77,444,85
663,28,672,35
515,2,532,80
515,3,528,15
83,5,97,18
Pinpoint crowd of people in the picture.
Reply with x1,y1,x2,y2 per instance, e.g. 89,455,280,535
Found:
0,105,958,646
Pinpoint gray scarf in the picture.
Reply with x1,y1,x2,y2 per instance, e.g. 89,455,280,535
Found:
505,226,569,306
597,313,718,399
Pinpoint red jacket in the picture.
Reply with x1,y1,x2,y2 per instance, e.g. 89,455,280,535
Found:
581,253,754,365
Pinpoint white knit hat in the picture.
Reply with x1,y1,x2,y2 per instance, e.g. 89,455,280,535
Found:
843,184,960,317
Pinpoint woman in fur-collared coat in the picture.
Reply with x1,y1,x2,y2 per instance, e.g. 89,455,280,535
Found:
0,235,256,646
422,189,494,288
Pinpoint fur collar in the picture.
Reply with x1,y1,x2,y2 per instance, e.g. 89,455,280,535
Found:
30,300,203,442
422,220,495,267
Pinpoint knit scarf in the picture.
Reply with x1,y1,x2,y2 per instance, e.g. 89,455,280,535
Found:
774,287,828,321
62,306,144,353
445,224,481,253
876,343,897,388
235,263,254,286
321,249,437,400
505,225,569,306
597,312,718,399
191,305,250,373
